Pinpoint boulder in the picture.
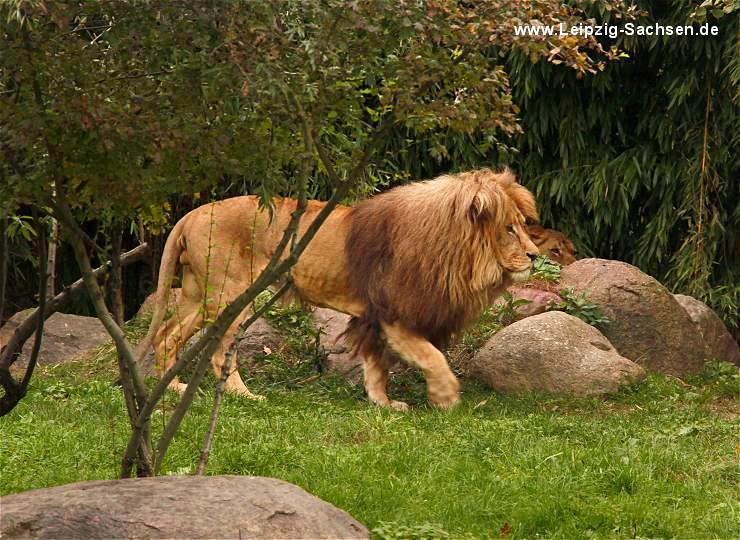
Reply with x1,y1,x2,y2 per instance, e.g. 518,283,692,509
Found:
674,294,739,365
311,308,363,383
0,475,369,539
559,259,706,376
494,285,561,320
234,317,285,362
0,310,110,367
470,311,645,395
135,288,182,318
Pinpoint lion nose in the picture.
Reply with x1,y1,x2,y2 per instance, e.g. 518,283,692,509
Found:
526,251,538,261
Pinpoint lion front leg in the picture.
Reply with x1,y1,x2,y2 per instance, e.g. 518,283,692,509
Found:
363,349,409,412
381,322,460,410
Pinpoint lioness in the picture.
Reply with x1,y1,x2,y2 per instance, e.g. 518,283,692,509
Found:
527,224,577,265
138,169,539,410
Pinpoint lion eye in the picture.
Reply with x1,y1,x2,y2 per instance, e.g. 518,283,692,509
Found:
552,248,561,255
507,225,516,235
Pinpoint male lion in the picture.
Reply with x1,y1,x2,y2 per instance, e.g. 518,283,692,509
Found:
527,224,577,265
138,169,539,410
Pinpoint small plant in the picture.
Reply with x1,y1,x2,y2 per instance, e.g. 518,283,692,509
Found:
528,255,562,283
547,288,610,328
491,290,532,328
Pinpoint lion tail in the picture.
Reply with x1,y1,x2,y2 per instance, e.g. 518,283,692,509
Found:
134,216,187,365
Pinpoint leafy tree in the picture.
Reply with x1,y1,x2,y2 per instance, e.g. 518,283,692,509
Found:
1,0,634,475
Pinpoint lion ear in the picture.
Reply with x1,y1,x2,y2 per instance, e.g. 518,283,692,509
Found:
527,223,547,243
469,187,503,224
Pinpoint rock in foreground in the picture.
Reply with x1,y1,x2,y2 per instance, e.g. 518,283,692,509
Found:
1,475,369,539
470,311,645,396
560,258,706,376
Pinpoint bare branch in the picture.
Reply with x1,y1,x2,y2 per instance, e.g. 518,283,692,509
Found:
0,242,148,417
195,280,291,475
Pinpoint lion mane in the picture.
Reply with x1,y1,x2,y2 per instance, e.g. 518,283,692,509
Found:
345,169,538,357
138,168,539,410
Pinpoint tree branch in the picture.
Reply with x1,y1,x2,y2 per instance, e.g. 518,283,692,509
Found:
0,243,148,417
195,279,292,475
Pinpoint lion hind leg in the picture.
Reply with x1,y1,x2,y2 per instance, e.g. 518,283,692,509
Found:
363,348,409,412
154,307,202,394
381,322,460,410
211,311,265,401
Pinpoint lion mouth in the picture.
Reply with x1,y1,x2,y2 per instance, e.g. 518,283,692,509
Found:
507,268,532,283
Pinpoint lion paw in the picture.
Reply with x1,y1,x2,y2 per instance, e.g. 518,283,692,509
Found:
389,400,410,412
431,392,460,410
168,381,189,394
428,375,461,410
226,385,266,401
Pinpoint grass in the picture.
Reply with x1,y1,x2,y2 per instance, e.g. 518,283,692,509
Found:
1,314,738,539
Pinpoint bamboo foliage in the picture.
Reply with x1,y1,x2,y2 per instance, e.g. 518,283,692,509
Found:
376,1,738,331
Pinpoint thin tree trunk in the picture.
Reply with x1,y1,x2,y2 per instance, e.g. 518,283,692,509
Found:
195,281,291,475
110,223,153,477
0,216,7,326
21,213,49,390
46,215,58,300
51,196,153,473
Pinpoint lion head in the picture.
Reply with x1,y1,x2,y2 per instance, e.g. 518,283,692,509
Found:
346,168,539,347
526,224,577,265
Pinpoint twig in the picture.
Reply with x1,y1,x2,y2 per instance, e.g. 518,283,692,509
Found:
195,280,292,475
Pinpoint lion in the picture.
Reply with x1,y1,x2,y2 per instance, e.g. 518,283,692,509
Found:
526,224,577,265
137,168,539,410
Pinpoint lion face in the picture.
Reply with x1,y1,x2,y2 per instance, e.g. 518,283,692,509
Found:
496,218,539,281
526,225,577,266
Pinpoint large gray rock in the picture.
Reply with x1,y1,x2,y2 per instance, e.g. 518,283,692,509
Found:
560,259,706,376
674,294,739,365
0,311,110,367
311,308,364,383
234,317,285,365
1,475,369,539
470,311,645,395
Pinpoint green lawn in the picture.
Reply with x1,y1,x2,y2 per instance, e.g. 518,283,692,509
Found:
1,323,738,539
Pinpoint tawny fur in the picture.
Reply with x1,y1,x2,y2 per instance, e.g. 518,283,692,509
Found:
137,168,539,410
527,224,577,265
